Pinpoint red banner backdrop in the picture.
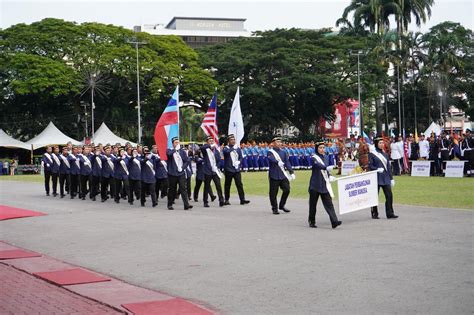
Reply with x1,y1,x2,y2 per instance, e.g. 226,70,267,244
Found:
320,99,359,138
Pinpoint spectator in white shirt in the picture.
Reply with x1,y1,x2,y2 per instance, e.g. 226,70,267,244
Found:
390,136,404,175
419,133,430,160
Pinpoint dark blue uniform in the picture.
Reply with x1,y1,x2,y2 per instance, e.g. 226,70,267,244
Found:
369,149,396,219
128,155,142,204
58,154,71,197
41,153,54,195
308,152,339,227
100,154,115,202
78,153,92,199
223,145,247,203
201,144,224,206
166,149,191,209
140,154,157,207
267,147,294,212
113,155,129,203
154,154,169,200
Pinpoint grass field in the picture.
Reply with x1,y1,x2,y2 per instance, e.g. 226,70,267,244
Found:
1,172,473,210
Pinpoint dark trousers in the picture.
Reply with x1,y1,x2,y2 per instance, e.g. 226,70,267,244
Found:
80,174,91,198
91,175,101,198
194,178,214,201
115,178,129,202
186,176,192,200
269,178,290,210
371,185,394,217
204,174,223,204
51,172,58,195
141,182,157,206
167,175,190,208
224,171,246,202
129,179,141,202
308,190,338,224
101,176,115,201
44,170,52,194
59,173,70,196
392,159,401,176
156,178,168,198
70,174,79,198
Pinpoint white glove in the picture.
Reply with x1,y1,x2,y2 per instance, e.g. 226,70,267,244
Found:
278,161,285,167
133,153,138,158
175,144,181,151
377,168,384,173
46,163,50,167
290,173,296,181
233,144,239,150
329,176,336,182
178,167,182,172
327,165,335,171
391,179,395,187
211,143,217,148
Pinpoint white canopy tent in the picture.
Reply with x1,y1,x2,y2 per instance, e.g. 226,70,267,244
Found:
0,129,31,150
92,123,137,146
26,122,82,150
424,122,442,136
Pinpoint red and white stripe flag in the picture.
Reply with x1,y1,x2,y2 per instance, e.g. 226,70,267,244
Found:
201,93,219,144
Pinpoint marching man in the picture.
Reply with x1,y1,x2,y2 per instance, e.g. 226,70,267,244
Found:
308,141,342,229
223,134,250,205
201,136,225,208
267,136,295,215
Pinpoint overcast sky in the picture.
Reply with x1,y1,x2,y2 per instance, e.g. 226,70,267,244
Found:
1,0,472,32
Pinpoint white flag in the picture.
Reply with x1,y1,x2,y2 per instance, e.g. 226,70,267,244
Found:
228,86,245,145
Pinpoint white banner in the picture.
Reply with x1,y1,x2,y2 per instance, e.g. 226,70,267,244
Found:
445,161,465,178
411,160,431,177
337,171,379,215
341,161,358,175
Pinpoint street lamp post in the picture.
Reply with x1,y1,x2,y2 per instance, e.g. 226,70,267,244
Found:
357,52,362,136
128,39,147,143
80,101,89,139
438,91,443,127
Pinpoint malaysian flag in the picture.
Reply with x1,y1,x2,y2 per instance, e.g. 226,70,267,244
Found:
201,93,219,144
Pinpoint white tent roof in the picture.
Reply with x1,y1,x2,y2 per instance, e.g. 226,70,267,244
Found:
92,123,137,146
0,129,31,150
424,122,442,136
26,121,82,150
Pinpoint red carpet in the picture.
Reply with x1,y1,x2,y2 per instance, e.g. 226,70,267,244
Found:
122,298,213,315
0,249,42,260
34,268,111,286
0,205,46,221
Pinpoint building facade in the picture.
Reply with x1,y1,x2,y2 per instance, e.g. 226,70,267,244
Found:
135,17,252,49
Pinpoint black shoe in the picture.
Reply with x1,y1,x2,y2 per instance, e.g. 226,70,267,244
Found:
71,196,75,199
60,194,65,198
101,199,107,202
128,201,133,205
81,197,86,200
141,203,145,207
53,193,57,197
371,211,379,219
279,207,290,213
168,206,174,210
240,200,250,205
224,201,231,205
332,221,342,229
211,195,217,202
204,203,210,208
272,209,280,215
46,192,50,196
92,196,96,201
309,222,317,228
387,215,399,219
194,198,198,202
219,201,225,207
152,202,158,207
184,205,193,210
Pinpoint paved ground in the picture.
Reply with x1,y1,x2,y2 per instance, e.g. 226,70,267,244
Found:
0,263,121,314
1,180,473,314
